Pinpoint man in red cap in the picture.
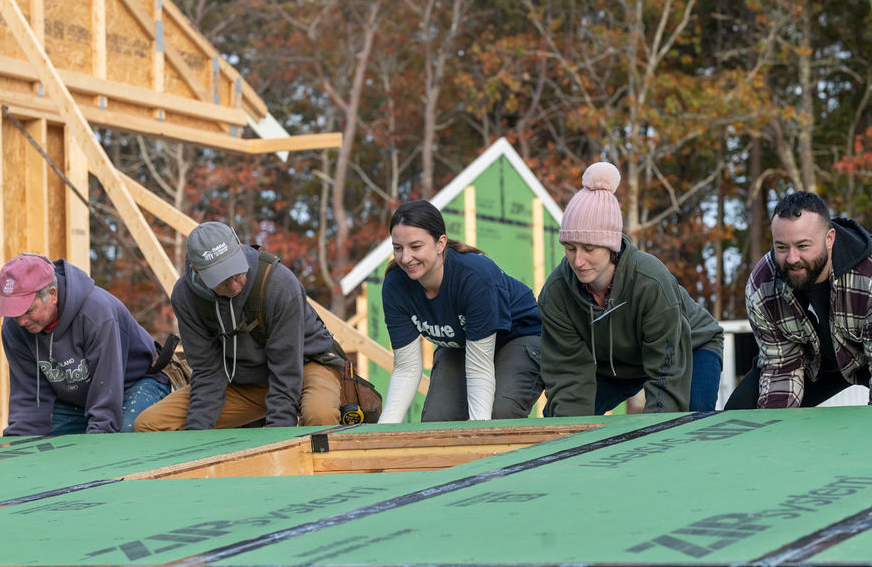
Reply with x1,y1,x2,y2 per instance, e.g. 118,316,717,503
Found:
0,254,170,435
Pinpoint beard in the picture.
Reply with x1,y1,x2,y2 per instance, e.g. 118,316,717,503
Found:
776,248,830,290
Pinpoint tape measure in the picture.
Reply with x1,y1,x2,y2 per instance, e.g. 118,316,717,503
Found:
340,403,364,425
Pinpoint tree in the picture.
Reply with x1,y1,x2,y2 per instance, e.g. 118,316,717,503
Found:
403,0,476,197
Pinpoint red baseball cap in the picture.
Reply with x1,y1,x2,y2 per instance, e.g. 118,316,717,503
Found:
0,255,55,317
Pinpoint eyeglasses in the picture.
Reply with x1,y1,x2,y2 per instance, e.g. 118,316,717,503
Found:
224,272,247,285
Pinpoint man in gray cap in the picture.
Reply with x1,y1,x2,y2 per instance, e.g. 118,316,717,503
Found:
135,221,344,430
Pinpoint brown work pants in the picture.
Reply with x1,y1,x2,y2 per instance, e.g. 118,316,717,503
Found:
134,361,341,431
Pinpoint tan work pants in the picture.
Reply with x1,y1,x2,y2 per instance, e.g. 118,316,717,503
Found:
134,362,341,431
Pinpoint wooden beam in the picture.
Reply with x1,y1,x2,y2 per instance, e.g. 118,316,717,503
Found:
28,0,43,46
244,133,343,153
0,111,5,257
64,129,90,269
354,285,369,379
532,198,546,417
0,56,248,125
0,90,341,154
23,118,48,252
76,104,300,154
324,424,597,450
152,0,164,95
91,0,106,80
119,171,198,236
532,197,544,297
1,0,178,295
464,185,476,246
124,437,315,479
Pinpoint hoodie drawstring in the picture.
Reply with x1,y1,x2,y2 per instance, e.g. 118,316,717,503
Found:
33,331,55,407
34,336,40,408
590,300,627,377
588,302,596,373
608,315,616,377
215,300,238,382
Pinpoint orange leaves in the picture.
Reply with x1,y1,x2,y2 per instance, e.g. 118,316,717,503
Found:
835,127,872,173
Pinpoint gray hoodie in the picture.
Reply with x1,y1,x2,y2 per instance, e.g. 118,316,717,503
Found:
171,246,333,429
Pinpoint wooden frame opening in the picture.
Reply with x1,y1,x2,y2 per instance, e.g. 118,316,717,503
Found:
126,423,602,480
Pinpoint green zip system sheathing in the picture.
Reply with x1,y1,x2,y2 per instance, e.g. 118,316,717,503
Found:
1,408,872,565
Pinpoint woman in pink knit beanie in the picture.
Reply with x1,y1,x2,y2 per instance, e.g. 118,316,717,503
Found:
537,162,724,416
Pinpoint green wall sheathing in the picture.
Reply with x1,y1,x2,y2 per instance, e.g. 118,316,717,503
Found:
363,156,563,422
3,409,872,565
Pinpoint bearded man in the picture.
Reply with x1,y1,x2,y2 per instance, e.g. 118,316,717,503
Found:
725,191,872,409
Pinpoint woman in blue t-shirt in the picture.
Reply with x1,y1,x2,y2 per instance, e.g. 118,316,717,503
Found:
378,200,543,423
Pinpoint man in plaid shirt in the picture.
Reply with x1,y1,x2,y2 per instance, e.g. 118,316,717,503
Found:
726,191,872,409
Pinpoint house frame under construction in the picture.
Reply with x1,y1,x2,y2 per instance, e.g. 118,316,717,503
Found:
0,0,368,430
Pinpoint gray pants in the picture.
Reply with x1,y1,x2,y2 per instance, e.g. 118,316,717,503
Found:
421,335,543,422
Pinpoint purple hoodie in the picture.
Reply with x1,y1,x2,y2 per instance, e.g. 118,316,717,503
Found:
2,260,158,435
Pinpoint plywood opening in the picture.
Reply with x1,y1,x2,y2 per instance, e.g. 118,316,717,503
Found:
126,423,602,480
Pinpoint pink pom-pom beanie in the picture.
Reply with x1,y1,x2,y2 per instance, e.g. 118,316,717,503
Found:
558,162,623,252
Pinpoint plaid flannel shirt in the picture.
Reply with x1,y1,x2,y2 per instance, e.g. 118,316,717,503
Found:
746,252,872,408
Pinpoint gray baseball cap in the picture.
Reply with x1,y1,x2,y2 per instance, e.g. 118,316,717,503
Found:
187,222,249,289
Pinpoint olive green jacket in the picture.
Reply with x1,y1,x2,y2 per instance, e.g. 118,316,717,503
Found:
538,236,723,416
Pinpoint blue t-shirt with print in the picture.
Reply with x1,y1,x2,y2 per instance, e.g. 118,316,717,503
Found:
382,248,541,351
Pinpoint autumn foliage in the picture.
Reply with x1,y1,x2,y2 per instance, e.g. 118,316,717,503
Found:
95,0,872,335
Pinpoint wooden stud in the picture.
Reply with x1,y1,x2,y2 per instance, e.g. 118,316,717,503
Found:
28,0,44,46
532,197,544,297
119,170,198,236
355,283,369,379
0,55,247,125
91,0,107,80
0,82,339,156
124,438,316,479
152,0,164,95
532,198,547,417
324,424,597,450
3,115,29,258
45,123,67,260
244,133,343,153
65,128,90,268
464,185,476,247
23,118,48,253
79,106,339,156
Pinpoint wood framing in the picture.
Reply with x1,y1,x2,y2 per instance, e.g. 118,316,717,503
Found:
0,0,342,154
464,185,476,246
2,0,178,291
0,0,346,431
125,423,601,479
